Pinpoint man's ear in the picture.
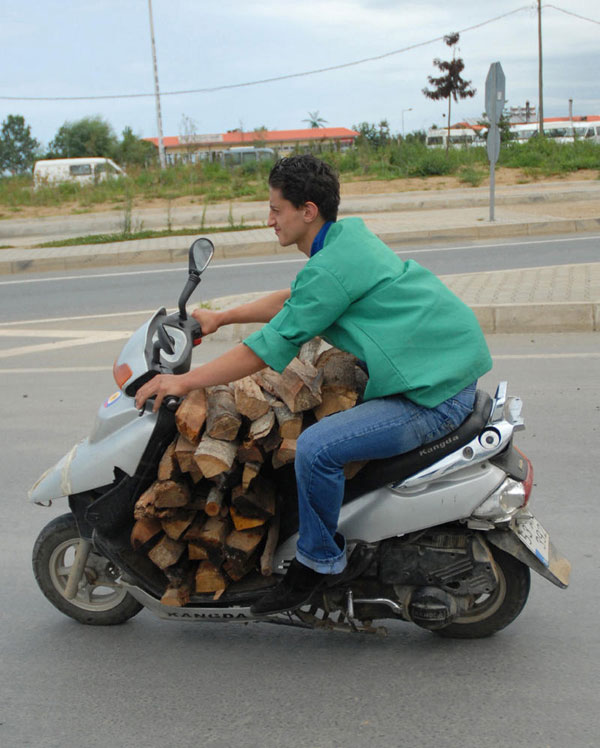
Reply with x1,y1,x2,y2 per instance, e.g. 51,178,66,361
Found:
303,201,320,223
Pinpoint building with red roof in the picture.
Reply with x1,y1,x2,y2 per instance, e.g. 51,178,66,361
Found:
144,127,359,164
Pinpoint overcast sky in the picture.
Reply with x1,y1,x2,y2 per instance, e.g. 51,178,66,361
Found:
1,1,599,149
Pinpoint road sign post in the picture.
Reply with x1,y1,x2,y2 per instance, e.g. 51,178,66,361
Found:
485,62,506,221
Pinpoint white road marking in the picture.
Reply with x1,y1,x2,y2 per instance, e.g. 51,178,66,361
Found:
0,366,112,373
0,329,130,358
1,234,598,286
0,310,163,327
493,352,600,360
1,351,598,373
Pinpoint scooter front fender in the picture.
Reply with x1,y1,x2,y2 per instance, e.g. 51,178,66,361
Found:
29,393,158,504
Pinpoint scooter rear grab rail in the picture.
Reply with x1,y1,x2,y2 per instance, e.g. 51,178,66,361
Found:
392,382,519,489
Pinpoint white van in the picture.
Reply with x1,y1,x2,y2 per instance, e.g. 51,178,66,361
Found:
33,157,126,189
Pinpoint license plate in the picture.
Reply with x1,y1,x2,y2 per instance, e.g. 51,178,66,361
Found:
515,515,550,567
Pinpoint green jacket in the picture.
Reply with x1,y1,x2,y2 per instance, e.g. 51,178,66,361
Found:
244,217,492,408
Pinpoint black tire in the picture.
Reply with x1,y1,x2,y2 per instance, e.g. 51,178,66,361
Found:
434,545,531,639
32,513,143,626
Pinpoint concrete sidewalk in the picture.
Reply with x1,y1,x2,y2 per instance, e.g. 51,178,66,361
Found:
197,260,600,339
1,179,599,333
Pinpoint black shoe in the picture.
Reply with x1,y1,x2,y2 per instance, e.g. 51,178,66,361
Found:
250,559,328,616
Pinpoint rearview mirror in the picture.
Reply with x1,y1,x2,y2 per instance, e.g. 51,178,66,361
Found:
189,237,214,275
178,238,215,319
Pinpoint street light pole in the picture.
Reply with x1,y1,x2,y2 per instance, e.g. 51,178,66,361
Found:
537,0,544,136
402,108,413,137
148,0,166,169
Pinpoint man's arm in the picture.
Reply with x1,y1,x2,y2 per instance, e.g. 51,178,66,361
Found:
192,289,290,335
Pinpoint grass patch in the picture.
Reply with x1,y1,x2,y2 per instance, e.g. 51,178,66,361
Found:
457,165,486,187
34,223,263,248
1,138,598,213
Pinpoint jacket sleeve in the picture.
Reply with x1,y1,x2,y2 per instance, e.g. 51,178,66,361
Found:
243,264,351,372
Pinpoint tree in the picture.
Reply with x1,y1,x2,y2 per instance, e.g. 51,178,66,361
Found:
423,33,476,153
352,121,392,148
252,126,269,148
478,110,514,145
117,127,156,168
179,114,200,161
0,114,40,174
47,116,118,159
303,111,327,129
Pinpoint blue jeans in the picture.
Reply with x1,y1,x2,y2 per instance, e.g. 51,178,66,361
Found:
294,382,477,574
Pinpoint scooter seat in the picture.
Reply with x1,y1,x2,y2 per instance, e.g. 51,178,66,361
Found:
343,389,493,502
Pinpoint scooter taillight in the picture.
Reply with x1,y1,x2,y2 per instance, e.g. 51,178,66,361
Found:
514,447,534,505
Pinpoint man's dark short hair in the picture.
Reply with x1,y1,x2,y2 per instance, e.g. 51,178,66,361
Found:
268,155,340,222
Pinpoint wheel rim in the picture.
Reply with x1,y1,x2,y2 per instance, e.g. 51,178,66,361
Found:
49,537,128,612
452,563,507,624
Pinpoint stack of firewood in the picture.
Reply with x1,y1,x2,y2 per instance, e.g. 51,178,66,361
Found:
129,338,367,607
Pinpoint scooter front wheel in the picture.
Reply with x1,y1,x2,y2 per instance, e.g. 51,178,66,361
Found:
32,513,143,625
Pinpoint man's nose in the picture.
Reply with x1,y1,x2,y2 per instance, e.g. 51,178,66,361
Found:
267,212,276,226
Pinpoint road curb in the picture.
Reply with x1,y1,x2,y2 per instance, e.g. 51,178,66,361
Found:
2,215,599,276
199,292,599,339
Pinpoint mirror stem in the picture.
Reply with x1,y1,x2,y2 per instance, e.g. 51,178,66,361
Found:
178,273,201,319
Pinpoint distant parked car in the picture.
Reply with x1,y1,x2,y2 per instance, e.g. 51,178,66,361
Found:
33,157,126,189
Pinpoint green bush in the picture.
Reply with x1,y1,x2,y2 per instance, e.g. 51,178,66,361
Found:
1,139,598,213
499,137,600,173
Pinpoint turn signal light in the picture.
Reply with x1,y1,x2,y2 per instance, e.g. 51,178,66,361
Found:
514,447,534,505
113,361,133,388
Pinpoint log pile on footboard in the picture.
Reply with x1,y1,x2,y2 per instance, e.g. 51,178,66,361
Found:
130,338,368,606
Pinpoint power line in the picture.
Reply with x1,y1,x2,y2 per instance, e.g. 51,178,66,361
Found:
544,4,600,25
0,3,596,103
0,6,532,102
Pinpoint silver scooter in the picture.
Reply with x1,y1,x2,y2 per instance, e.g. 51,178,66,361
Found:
30,238,571,637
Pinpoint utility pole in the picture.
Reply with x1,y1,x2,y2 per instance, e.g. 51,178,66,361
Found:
148,0,166,169
402,108,412,138
569,98,574,134
537,0,544,136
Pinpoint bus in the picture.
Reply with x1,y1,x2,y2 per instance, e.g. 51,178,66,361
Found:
220,147,276,166
425,127,485,149
509,120,600,143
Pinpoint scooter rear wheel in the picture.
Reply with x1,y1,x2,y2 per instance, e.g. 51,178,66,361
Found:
32,513,143,625
434,545,530,639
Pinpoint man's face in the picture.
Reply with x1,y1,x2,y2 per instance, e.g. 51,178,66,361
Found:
267,187,311,249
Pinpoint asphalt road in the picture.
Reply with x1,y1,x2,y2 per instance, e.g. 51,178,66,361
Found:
0,245,599,747
0,232,598,324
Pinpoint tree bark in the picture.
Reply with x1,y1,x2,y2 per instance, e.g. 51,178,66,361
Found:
193,435,238,478
260,512,281,576
175,388,207,444
204,486,225,517
254,358,323,413
157,440,181,481
195,561,227,594
130,517,163,550
154,479,190,509
231,476,276,519
206,385,242,441
147,535,186,569
233,376,270,420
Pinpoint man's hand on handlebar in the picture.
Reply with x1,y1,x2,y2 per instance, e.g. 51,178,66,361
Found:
135,373,189,413
191,308,221,336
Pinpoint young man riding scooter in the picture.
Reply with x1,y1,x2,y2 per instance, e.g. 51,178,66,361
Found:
135,154,493,616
